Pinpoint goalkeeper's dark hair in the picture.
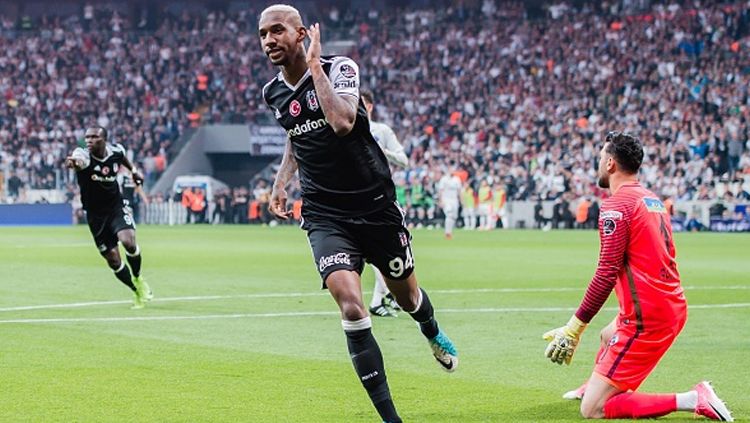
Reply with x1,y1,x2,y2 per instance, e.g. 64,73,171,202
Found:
604,131,643,174
360,89,374,106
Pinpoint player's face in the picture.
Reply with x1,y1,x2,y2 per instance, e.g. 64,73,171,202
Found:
597,143,612,188
84,128,106,152
258,13,303,66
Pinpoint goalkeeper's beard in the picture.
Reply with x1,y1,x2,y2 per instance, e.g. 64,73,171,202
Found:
598,174,610,189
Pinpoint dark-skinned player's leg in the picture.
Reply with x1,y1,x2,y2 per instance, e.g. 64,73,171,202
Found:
117,226,151,304
118,229,142,277
385,273,458,372
326,270,401,423
102,247,135,291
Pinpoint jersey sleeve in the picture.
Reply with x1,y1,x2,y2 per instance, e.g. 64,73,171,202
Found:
575,205,631,323
329,57,360,99
113,143,127,156
71,147,90,170
382,125,408,167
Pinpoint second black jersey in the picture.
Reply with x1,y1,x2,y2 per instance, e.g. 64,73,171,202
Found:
263,56,396,219
74,143,128,215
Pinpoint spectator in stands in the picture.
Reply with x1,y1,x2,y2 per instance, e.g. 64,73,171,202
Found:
7,171,23,200
253,179,272,224
232,187,249,224
575,197,591,229
181,188,194,224
190,188,207,224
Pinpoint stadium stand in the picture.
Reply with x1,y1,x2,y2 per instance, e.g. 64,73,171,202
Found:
0,1,748,227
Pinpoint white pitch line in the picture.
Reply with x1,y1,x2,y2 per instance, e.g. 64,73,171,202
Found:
0,292,329,312
1,285,747,313
2,304,750,324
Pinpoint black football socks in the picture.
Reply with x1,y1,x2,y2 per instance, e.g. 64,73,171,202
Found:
113,262,136,291
343,318,402,423
125,245,142,278
408,288,439,340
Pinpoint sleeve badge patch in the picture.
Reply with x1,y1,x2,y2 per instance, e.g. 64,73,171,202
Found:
643,198,666,213
602,219,617,235
339,64,357,78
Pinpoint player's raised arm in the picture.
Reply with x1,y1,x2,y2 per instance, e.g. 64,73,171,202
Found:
305,23,357,137
269,138,298,219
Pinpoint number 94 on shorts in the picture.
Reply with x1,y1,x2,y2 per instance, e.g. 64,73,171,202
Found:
302,218,416,286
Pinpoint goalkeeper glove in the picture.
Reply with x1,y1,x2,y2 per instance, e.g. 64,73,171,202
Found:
543,315,587,365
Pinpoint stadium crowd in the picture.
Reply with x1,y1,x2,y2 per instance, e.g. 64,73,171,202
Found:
0,5,272,196
346,0,750,206
1,1,749,226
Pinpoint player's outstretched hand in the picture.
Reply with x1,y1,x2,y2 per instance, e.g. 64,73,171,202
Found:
269,186,291,220
306,23,321,65
64,156,77,169
543,315,587,365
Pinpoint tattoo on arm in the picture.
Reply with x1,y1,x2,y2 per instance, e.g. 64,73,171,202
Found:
310,65,357,136
274,139,298,189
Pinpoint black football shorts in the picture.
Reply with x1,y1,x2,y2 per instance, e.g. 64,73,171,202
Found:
87,206,135,254
302,216,415,287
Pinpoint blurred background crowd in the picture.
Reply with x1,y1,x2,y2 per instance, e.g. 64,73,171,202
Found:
0,0,748,227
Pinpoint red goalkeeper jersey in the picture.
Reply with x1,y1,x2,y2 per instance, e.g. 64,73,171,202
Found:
575,182,686,330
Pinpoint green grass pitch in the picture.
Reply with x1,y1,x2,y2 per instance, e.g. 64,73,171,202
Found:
0,226,747,422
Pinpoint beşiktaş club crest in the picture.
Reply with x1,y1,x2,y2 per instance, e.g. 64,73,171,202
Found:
289,100,302,117
306,90,319,112
398,232,409,247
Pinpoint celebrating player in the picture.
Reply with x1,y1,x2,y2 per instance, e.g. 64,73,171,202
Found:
259,6,457,423
65,126,152,309
542,132,733,421
361,89,407,318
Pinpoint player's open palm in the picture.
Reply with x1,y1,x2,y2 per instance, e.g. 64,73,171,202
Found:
306,23,321,64
270,186,291,220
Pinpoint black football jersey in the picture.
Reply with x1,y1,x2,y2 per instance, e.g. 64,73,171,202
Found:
74,143,127,215
262,56,396,219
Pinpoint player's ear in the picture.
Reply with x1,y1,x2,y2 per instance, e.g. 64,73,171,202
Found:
606,156,616,173
297,26,307,43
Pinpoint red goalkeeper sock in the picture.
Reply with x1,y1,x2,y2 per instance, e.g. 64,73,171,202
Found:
604,392,676,419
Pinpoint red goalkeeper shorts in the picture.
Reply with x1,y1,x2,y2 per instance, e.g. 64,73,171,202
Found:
594,314,687,391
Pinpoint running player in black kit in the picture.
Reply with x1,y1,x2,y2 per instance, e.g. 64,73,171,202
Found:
259,6,457,423
65,126,152,309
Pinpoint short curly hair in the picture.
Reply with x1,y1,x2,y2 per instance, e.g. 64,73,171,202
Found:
604,131,643,174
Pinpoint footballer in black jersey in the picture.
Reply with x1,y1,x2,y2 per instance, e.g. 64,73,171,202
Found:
65,126,152,309
259,6,457,422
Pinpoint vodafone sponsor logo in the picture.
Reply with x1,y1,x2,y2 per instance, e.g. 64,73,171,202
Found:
287,118,328,138
318,252,351,272
91,174,117,183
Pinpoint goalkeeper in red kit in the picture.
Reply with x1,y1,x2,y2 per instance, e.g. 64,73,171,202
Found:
542,132,733,421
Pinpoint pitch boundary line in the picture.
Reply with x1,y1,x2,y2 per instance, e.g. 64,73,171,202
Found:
1,303,749,324
1,285,748,312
